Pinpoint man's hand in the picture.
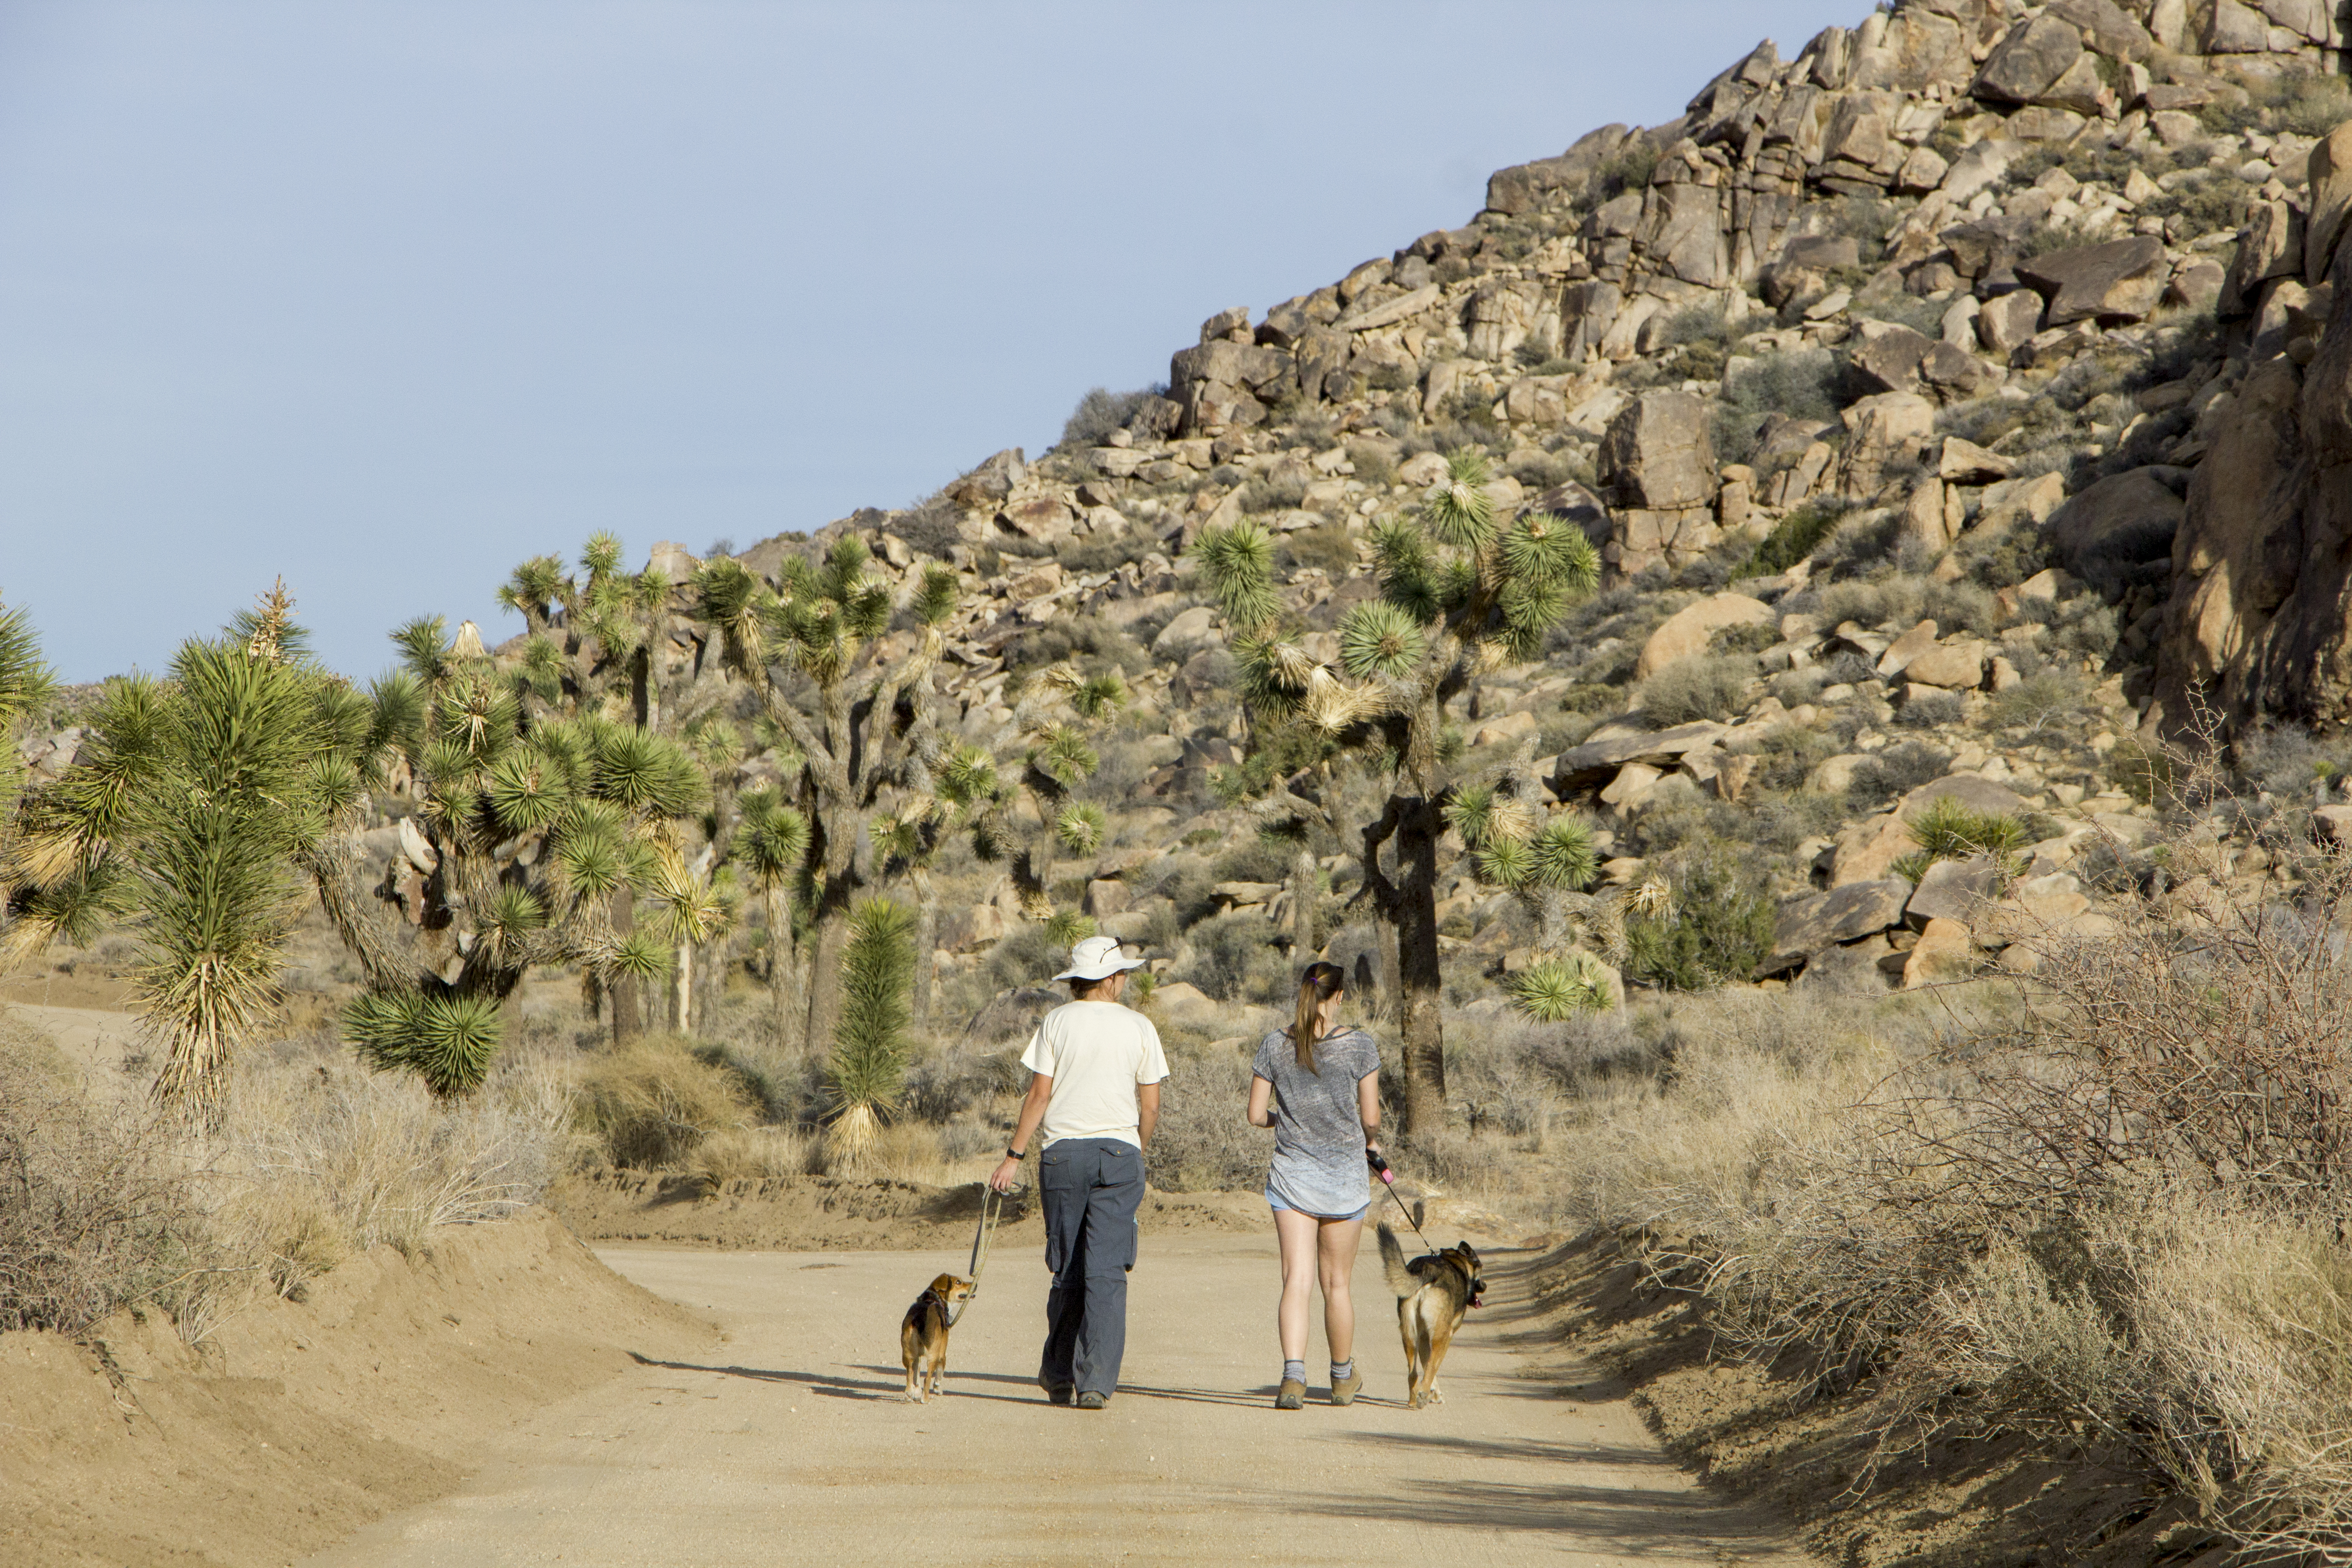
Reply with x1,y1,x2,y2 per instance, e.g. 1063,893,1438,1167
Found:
988,1156,1023,1194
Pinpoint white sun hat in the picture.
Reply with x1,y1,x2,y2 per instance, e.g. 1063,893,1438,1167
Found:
1053,934,1146,983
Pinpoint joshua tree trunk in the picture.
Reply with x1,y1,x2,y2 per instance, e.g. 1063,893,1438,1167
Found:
610,889,641,1044
1392,802,1447,1138
911,867,937,1036
673,940,693,1034
1290,846,1318,960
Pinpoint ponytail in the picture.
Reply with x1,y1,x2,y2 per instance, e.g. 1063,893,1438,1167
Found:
1289,961,1346,1071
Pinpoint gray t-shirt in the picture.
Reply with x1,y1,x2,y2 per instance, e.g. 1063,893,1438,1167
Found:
1251,1026,1380,1218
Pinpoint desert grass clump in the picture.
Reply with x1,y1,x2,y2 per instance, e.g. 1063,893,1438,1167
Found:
576,1034,751,1169
1637,656,1754,725
1890,798,2028,882
824,896,916,1174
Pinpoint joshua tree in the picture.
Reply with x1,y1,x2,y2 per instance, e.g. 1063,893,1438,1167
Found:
314,615,710,1088
732,781,813,1049
1195,451,1600,1134
826,895,916,1173
10,587,381,1119
691,539,960,1051
495,531,681,730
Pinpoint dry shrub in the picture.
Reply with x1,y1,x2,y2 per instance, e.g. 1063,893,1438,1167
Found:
685,1125,818,1187
1149,1046,1266,1192
0,1028,205,1336
1557,738,2352,1556
575,1034,751,1168
215,1044,573,1297
2,1018,579,1337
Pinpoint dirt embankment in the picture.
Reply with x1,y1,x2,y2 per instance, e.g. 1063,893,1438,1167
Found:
1525,1230,2229,1568
0,1208,711,1568
547,1169,1272,1251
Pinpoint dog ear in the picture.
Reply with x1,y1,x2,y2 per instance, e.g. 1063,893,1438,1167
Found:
930,1273,959,1294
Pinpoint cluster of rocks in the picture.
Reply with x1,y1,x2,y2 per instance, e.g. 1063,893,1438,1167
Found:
28,0,2352,1009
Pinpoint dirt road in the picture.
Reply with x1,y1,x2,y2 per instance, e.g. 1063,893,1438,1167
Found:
301,1232,1809,1567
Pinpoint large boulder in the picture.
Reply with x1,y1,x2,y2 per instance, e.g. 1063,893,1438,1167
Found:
1597,390,1720,511
1836,392,1937,496
1848,321,1938,397
2043,466,2186,586
1903,917,1978,988
1634,593,1774,680
1970,15,2084,105
1905,638,1989,689
1548,721,1730,793
1485,124,1632,216
1763,879,1914,977
1899,774,2030,823
2309,123,2352,285
1907,855,2004,926
2015,238,2171,328
2044,0,2155,60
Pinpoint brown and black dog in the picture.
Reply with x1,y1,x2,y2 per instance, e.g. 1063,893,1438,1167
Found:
1377,1224,1484,1410
900,1273,977,1403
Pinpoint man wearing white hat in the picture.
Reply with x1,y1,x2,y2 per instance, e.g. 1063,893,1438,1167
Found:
988,935,1169,1409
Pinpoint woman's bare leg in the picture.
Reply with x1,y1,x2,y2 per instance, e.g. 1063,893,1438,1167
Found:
1274,1207,1320,1363
1317,1215,1363,1365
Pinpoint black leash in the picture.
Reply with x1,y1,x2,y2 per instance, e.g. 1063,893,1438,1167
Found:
1366,1149,1435,1250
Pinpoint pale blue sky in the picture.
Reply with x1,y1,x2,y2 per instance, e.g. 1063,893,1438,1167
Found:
0,0,1868,681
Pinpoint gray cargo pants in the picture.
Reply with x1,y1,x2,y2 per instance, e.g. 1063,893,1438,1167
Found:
1037,1137,1144,1398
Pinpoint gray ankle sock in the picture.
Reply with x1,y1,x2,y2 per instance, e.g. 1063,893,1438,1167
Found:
1331,1358,1355,1380
1283,1358,1306,1384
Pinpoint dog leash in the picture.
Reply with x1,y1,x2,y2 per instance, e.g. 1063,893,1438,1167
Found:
952,1182,1005,1327
1367,1149,1436,1251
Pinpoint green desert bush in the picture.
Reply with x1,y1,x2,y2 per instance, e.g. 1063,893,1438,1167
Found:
1715,350,1840,466
1889,798,2029,882
1624,849,1775,991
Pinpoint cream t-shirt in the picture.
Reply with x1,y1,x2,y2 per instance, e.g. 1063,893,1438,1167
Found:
1019,1000,1171,1150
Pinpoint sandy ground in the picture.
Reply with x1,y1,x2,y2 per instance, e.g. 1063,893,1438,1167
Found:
301,1231,1812,1568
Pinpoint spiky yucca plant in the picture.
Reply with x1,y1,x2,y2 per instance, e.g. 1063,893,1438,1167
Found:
1195,450,1599,1133
827,896,916,1173
692,539,962,1053
0,598,57,924
1446,750,1661,1020
11,585,380,1119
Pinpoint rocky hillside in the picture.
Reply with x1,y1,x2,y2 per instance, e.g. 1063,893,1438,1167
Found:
25,0,2352,1014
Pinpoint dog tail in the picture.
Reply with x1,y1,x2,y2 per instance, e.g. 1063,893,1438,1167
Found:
1377,1222,1416,1298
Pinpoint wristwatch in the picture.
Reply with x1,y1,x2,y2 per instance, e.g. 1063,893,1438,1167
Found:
1005,1147,1025,1161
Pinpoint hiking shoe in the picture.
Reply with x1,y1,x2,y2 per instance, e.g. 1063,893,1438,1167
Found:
1076,1391,1107,1410
1275,1378,1305,1410
1329,1369,1362,1406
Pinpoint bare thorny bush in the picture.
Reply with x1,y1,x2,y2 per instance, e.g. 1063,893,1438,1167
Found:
1572,730,2352,1560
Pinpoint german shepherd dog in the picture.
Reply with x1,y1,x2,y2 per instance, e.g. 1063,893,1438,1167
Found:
900,1273,977,1403
1377,1224,1484,1409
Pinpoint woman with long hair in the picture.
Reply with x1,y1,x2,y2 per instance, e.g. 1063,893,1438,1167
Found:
1246,960,1382,1410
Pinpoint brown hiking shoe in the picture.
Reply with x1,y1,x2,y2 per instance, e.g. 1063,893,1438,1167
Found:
1329,1368,1362,1406
1275,1377,1305,1410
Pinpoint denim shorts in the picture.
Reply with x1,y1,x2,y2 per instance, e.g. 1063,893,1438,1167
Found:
1265,1182,1368,1223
